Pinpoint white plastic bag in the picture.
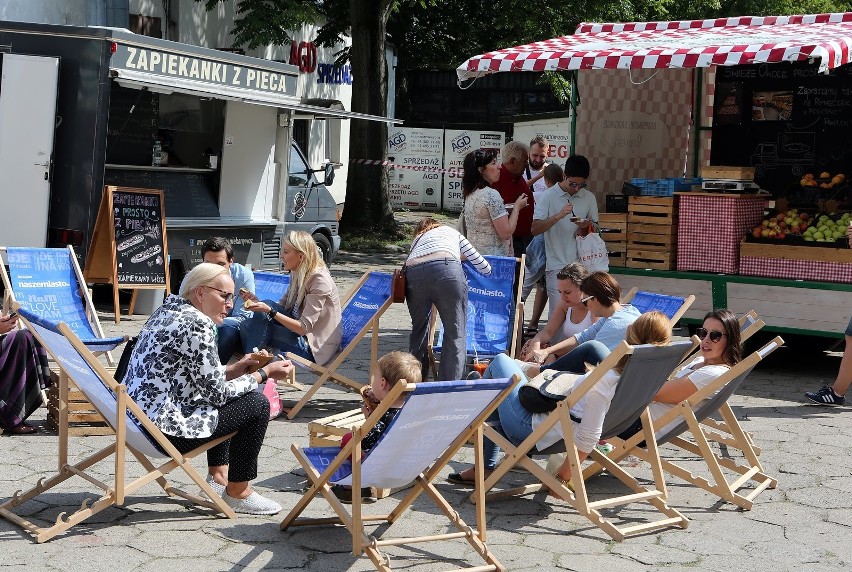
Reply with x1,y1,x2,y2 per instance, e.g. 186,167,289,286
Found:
576,233,610,273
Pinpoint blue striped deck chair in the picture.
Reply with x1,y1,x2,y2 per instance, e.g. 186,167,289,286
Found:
587,336,782,511
621,287,695,326
0,246,125,364
252,270,290,303
284,270,394,419
427,255,525,379
281,374,520,571
0,307,237,543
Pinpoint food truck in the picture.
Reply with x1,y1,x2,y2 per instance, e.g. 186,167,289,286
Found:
0,20,393,288
457,13,852,338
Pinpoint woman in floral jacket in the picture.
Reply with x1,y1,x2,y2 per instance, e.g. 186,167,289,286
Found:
123,263,293,515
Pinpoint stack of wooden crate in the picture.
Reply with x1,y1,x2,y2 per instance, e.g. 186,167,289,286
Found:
46,373,112,436
598,213,627,267
626,197,678,270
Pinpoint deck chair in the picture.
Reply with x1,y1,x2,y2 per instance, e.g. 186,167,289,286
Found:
284,270,393,419
0,246,125,364
477,339,697,541
621,287,695,326
252,270,290,303
427,255,525,379
281,374,520,572
0,306,236,543
585,336,783,511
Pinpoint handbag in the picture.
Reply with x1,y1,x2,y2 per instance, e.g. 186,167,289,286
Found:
576,232,610,273
114,336,139,383
518,369,582,413
391,233,425,304
262,380,283,420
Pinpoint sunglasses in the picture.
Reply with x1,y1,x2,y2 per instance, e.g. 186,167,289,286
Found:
566,181,588,189
204,285,234,304
473,148,496,166
696,328,726,343
580,295,594,306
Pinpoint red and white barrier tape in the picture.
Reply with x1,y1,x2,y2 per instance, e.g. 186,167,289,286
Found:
350,158,462,176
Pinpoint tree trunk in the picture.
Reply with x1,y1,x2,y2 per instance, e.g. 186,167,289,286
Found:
340,0,396,233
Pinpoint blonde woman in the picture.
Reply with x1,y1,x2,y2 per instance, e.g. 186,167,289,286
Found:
123,263,294,514
240,231,342,365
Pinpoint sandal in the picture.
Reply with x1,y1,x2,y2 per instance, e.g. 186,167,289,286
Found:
446,468,493,487
8,422,37,435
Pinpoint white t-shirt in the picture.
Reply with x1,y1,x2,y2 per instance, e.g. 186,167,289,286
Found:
647,356,730,437
531,369,620,454
524,165,548,200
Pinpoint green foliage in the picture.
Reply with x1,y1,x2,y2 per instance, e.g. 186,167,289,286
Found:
198,0,321,49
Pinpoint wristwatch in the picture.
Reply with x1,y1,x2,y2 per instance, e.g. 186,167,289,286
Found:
267,308,278,320
257,368,268,383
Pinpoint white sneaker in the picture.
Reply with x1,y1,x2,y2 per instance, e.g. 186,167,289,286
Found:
223,491,282,515
200,475,226,499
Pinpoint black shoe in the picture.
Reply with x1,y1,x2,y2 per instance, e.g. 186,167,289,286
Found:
805,386,845,406
331,484,376,504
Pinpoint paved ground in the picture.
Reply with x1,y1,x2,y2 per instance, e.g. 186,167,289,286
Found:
1,212,850,571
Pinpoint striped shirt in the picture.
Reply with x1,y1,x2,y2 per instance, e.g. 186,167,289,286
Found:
407,225,492,275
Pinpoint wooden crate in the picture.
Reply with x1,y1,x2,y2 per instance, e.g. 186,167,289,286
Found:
627,197,677,270
308,408,366,447
600,213,627,267
700,165,755,180
46,375,113,436
740,241,852,263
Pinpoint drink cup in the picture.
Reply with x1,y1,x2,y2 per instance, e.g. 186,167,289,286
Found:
472,359,490,375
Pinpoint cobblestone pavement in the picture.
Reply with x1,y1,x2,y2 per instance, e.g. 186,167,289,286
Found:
1,212,850,571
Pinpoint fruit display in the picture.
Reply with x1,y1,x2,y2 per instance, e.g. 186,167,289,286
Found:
800,172,846,190
749,209,851,246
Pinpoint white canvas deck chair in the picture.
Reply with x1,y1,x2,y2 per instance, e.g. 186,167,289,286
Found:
0,246,125,365
478,339,697,541
590,336,783,511
427,255,525,379
284,270,393,419
0,307,236,543
281,375,520,572
621,287,695,326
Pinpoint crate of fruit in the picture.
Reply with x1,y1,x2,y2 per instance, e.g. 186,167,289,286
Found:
630,177,702,197
740,239,852,283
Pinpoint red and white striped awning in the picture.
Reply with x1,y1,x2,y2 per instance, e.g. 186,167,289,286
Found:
457,12,852,81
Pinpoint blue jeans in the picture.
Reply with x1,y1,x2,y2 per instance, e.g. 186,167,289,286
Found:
238,301,314,361
547,340,610,374
217,315,246,364
481,353,534,470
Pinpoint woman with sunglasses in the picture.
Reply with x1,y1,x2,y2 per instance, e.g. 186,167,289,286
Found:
240,230,342,365
461,148,529,256
526,271,641,376
619,309,742,439
123,263,294,515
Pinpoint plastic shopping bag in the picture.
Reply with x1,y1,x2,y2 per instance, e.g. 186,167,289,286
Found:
576,233,610,273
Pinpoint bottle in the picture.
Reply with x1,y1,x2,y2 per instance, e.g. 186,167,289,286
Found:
152,138,162,166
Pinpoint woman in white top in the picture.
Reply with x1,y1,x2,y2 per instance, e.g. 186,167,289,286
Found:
520,263,595,360
405,217,491,381
447,311,672,487
619,309,743,440
461,149,528,256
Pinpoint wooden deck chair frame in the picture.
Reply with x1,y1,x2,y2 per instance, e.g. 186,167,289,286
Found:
584,336,783,511
283,270,393,419
281,374,521,572
474,340,697,542
0,245,119,366
621,286,696,326
0,305,237,543
427,255,526,380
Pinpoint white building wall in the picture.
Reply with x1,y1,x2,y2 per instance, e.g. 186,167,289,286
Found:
0,0,89,25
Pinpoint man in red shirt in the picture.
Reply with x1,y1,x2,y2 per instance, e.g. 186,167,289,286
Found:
493,141,533,258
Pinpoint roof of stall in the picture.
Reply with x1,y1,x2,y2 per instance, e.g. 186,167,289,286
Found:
457,12,852,82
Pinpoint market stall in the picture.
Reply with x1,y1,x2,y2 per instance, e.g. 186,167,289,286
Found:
457,12,852,338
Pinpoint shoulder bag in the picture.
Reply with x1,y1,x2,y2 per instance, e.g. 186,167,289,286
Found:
391,233,425,304
518,369,583,413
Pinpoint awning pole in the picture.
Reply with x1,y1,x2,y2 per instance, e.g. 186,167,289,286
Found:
570,71,578,157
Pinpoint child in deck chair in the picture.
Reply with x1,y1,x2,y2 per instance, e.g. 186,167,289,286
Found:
334,351,422,503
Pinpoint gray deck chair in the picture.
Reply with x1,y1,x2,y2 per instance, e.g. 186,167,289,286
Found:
477,338,697,541
586,336,783,510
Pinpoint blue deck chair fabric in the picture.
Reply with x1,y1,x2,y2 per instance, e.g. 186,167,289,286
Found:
252,270,290,303
436,255,518,359
6,247,124,352
628,291,688,321
17,308,164,458
284,271,394,419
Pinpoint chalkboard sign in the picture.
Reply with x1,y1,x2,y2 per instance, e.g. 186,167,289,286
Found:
84,186,171,322
104,167,220,218
106,84,158,166
712,61,852,200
